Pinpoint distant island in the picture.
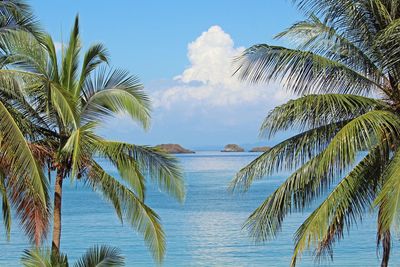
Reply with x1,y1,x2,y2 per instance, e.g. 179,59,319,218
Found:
156,144,195,154
221,144,245,152
249,146,271,152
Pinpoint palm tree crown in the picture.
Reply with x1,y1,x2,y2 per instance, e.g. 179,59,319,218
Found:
230,1,400,266
0,0,44,245
0,15,185,262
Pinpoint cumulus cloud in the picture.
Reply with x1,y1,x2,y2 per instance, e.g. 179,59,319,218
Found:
100,26,294,146
175,25,242,87
152,25,291,110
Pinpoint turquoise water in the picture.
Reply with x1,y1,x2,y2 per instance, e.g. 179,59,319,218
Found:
1,151,399,266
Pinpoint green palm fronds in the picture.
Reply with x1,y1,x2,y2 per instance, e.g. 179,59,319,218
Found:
74,245,124,267
21,245,124,267
231,1,400,266
88,163,165,262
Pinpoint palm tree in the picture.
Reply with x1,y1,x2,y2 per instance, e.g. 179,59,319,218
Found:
0,15,185,262
21,245,124,267
0,0,45,244
230,1,400,266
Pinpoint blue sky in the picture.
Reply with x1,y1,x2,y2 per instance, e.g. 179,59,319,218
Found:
30,0,302,149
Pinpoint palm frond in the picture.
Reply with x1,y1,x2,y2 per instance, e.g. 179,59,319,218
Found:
20,247,68,267
241,110,400,243
0,69,56,128
292,0,379,48
0,0,41,37
0,30,48,75
275,14,384,81
375,147,400,235
234,45,383,96
0,100,50,245
97,141,185,202
61,15,80,92
231,97,389,192
291,147,387,266
61,122,99,180
21,245,123,267
0,70,54,134
87,162,166,262
49,82,78,129
81,68,150,129
373,17,400,75
74,245,124,267
259,94,386,138
20,247,52,267
76,43,109,97
39,33,59,82
230,120,347,192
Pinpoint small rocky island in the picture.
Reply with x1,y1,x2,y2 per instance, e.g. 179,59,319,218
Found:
156,144,195,154
221,144,245,152
249,146,271,152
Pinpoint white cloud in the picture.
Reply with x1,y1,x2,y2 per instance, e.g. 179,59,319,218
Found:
152,25,291,110
100,26,295,146
174,25,242,87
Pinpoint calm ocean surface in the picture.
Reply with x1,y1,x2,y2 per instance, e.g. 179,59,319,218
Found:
1,151,399,266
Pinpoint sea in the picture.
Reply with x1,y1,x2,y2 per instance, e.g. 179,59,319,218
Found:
1,151,399,266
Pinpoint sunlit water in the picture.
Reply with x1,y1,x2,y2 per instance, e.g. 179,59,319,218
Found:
1,151,399,266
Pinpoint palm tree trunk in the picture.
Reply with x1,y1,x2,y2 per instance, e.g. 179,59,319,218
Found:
51,169,64,256
381,230,391,267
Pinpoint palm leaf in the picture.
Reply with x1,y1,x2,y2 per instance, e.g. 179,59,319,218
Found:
240,110,400,243
61,15,80,92
21,247,68,267
87,162,166,262
61,122,99,180
373,18,400,72
97,141,185,202
275,14,384,81
81,68,150,129
39,33,60,82
230,120,347,192
20,247,53,267
375,147,400,235
292,0,379,47
74,245,124,267
231,105,394,192
49,82,78,129
76,43,109,97
0,100,49,244
259,94,386,138
234,44,383,96
0,30,48,75
291,147,387,266
0,0,41,37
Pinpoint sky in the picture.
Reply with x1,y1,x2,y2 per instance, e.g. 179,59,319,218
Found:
30,0,303,149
